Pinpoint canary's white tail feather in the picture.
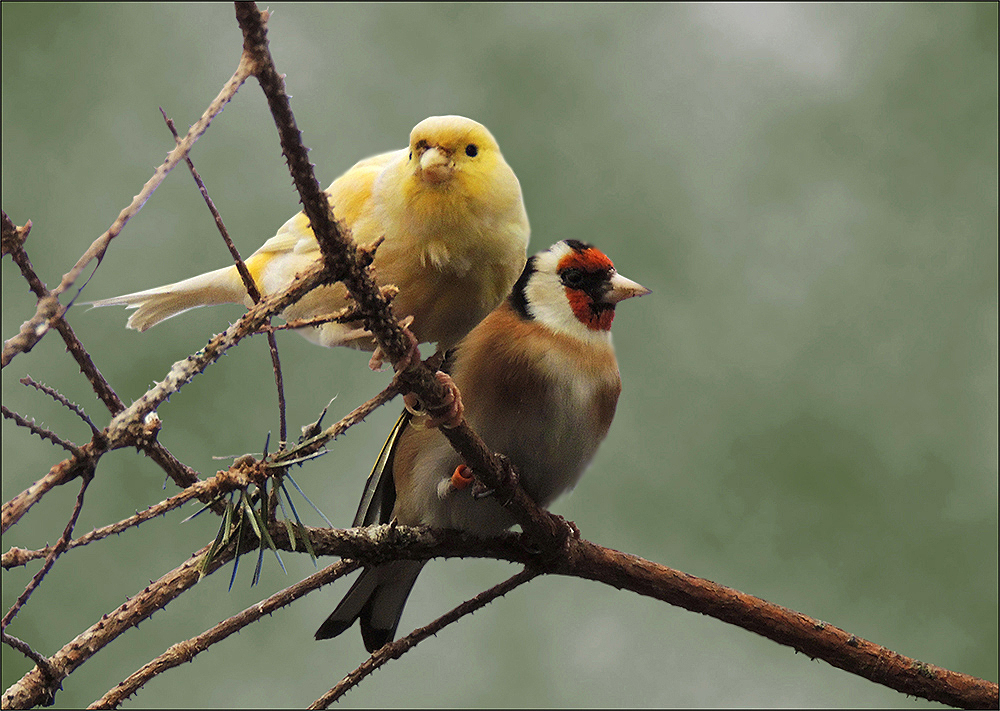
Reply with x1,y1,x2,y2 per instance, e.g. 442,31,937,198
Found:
89,266,247,332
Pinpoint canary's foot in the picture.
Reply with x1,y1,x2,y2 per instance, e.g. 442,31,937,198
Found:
402,391,425,417
369,316,419,372
437,464,475,498
423,371,464,429
403,371,463,428
368,349,386,372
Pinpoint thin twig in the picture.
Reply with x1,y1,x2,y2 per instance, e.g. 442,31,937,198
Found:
2,471,93,629
2,470,249,570
269,377,403,466
0,632,58,706
2,215,41,291
90,559,361,709
19,376,101,436
1,405,81,455
312,568,539,708
159,109,263,303
161,107,288,447
266,334,288,447
257,308,355,332
1,56,255,368
256,283,398,336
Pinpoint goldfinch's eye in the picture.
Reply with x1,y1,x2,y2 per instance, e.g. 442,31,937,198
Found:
408,152,412,160
561,269,584,288
465,144,478,157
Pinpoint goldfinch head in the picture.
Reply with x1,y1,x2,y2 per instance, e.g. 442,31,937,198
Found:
511,240,651,342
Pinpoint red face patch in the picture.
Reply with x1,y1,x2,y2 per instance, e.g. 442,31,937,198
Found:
565,289,616,331
559,246,617,331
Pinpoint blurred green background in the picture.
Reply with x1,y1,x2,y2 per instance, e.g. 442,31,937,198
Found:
2,3,996,708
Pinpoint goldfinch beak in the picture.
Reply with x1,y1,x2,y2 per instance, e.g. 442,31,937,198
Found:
601,272,651,304
419,146,453,183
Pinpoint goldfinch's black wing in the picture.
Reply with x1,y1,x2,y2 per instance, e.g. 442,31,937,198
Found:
352,408,411,527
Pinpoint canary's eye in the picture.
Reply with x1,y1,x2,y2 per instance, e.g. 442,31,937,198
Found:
560,269,584,289
465,144,478,157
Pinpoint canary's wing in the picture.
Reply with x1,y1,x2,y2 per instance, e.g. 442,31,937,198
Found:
247,148,403,262
234,149,406,348
353,408,411,527
90,150,403,333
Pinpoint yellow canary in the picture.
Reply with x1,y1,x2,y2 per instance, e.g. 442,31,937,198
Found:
91,116,530,353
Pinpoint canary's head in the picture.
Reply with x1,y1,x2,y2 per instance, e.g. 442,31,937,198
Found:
407,115,503,185
511,240,651,342
408,116,521,208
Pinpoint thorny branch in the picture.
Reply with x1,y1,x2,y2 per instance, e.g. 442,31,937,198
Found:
160,110,290,446
312,568,540,708
2,475,93,630
18,376,101,436
90,559,363,709
4,543,231,709
0,55,255,369
2,466,265,570
1,405,80,456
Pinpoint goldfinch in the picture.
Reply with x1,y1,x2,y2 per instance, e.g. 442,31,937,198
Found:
91,116,530,354
316,240,650,651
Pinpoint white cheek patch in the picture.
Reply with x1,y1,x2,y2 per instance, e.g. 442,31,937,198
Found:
525,274,575,330
525,275,614,347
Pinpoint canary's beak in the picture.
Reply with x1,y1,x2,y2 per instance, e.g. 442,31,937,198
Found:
419,146,453,183
601,272,651,304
